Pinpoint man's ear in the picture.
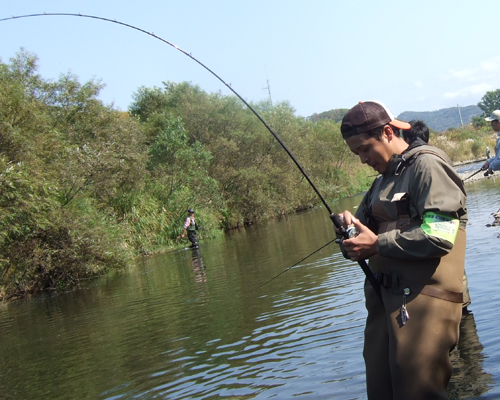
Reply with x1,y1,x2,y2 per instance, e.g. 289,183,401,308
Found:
382,125,394,142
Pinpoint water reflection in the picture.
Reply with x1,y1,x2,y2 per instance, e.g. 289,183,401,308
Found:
449,312,494,399
190,247,208,299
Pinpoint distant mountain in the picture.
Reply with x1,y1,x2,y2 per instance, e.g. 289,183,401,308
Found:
397,105,482,132
308,105,483,132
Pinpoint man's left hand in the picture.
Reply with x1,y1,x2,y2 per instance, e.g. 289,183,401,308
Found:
342,217,379,261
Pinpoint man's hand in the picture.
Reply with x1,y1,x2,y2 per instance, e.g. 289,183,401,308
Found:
341,216,379,261
335,210,356,234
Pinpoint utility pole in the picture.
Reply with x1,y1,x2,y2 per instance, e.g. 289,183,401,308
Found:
457,104,464,128
263,79,273,107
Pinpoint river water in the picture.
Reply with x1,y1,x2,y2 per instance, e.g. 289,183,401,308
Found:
1,163,499,399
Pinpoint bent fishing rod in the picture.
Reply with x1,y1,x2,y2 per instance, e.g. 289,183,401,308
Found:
1,12,382,300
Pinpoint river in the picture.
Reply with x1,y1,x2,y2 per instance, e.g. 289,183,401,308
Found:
0,164,499,399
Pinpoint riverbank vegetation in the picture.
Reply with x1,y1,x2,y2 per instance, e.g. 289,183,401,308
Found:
0,50,497,300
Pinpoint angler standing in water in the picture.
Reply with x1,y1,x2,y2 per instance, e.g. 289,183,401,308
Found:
337,101,467,400
181,209,199,248
482,110,500,176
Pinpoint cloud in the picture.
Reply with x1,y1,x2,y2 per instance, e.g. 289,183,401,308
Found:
481,61,498,71
480,56,500,72
467,83,493,95
441,56,500,82
442,83,493,100
415,56,500,110
449,69,475,79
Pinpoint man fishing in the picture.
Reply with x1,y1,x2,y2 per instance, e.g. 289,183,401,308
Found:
337,101,467,400
482,110,500,176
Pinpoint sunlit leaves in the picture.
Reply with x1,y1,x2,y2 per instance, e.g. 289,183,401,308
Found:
478,89,500,115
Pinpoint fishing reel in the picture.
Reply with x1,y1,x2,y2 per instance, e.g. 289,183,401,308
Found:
334,225,359,260
334,224,359,243
346,225,360,238
484,168,494,177
331,213,359,241
331,213,359,260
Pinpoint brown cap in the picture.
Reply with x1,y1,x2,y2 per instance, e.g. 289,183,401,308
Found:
341,101,411,139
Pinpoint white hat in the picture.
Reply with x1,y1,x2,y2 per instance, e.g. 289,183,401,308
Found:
485,110,500,121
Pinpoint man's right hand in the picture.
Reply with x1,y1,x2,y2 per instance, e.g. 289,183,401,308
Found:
342,217,379,261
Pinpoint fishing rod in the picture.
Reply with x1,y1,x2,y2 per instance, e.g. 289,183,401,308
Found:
1,12,382,300
464,168,484,181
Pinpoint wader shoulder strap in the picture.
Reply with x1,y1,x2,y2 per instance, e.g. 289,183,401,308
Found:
378,164,414,234
379,148,448,234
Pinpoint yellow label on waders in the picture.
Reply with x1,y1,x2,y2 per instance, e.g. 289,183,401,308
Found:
421,212,459,244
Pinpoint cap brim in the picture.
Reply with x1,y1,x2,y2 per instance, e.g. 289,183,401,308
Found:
390,120,411,130
485,116,496,121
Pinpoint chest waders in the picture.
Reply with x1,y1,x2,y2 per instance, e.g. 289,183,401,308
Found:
187,218,198,248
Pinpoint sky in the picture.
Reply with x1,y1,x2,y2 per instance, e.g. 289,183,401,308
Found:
1,0,499,118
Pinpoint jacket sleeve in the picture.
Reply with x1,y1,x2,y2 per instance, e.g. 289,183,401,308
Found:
377,154,467,260
489,156,500,171
488,137,500,170
489,156,500,170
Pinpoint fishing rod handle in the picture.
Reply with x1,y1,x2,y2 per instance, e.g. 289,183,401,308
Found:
330,213,344,232
330,212,383,300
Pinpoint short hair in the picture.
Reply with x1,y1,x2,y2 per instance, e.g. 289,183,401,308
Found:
365,124,401,141
403,120,429,144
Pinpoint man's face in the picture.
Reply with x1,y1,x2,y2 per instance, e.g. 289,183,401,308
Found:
345,129,394,174
491,120,500,133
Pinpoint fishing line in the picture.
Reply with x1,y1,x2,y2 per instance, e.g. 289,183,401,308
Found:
1,12,382,300
251,238,336,292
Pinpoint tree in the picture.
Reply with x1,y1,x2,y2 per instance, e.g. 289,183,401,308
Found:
147,114,213,202
0,50,147,300
478,89,500,115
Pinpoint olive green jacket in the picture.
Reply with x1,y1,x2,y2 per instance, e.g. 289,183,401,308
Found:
355,144,467,294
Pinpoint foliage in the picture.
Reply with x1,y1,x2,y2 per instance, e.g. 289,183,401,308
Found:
430,125,494,163
307,108,349,123
478,89,500,115
0,50,139,300
471,116,488,129
129,84,367,228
